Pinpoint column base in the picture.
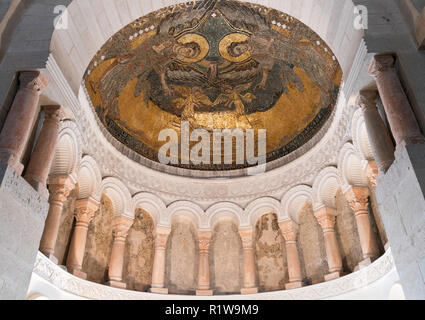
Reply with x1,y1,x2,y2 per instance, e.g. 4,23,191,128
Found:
68,268,87,280
107,280,127,289
324,271,341,282
285,281,303,290
150,287,169,294
196,289,213,296
0,151,24,175
241,287,258,295
358,257,373,269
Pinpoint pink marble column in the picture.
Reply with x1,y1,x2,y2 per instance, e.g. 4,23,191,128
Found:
107,216,133,289
150,226,171,294
344,186,379,266
39,175,76,263
368,55,425,149
279,220,303,289
239,228,258,294
196,231,213,296
24,105,62,199
314,207,342,281
357,90,395,173
0,71,48,175
66,198,99,279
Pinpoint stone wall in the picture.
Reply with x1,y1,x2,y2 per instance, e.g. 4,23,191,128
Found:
82,195,113,284
298,203,328,285
165,218,198,294
334,190,364,272
54,187,78,266
210,220,243,294
0,164,49,299
255,213,287,292
375,144,425,299
123,209,154,292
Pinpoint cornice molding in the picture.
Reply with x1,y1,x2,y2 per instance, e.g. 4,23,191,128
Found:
32,248,395,300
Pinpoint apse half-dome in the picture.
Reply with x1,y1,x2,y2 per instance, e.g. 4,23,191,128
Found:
84,0,342,172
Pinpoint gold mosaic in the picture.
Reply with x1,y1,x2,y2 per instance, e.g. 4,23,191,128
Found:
84,0,342,171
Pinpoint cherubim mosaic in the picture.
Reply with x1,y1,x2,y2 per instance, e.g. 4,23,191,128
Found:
84,0,342,171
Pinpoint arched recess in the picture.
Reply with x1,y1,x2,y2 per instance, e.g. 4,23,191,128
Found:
207,202,243,294
338,142,369,191
76,155,102,200
132,192,166,227
281,185,313,224
244,197,287,292
254,212,288,292
100,177,134,218
314,164,365,272
351,108,375,162
244,197,283,227
338,142,386,257
206,202,243,230
124,192,163,292
312,167,342,210
49,121,82,265
82,177,133,284
49,120,82,180
165,201,201,294
55,155,102,270
165,201,203,229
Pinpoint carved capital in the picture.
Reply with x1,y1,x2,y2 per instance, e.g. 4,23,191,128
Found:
344,186,370,214
198,231,212,252
154,226,171,249
365,161,378,187
19,71,48,93
314,207,337,232
48,175,76,204
74,198,100,226
356,90,378,112
239,228,254,249
112,217,134,241
43,105,63,123
368,54,395,77
279,220,298,242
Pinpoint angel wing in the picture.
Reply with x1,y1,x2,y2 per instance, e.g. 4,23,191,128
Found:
213,93,232,107
235,82,253,93
166,62,208,87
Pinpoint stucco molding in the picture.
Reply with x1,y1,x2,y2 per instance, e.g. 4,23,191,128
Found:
32,248,395,300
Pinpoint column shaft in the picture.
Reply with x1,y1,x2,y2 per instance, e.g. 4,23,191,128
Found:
24,105,62,197
0,71,48,174
344,186,379,263
239,229,258,294
108,217,133,289
279,220,303,289
196,232,212,295
314,207,342,280
368,55,425,148
39,175,75,262
150,227,171,294
66,198,99,279
357,90,395,173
